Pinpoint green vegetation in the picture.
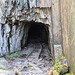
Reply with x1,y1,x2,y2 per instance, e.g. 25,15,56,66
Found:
28,65,33,68
51,62,68,75
53,70,59,75
52,56,55,63
33,68,38,71
56,54,66,64
60,56,65,60
6,52,20,58
56,54,65,60
54,62,61,67
8,67,13,70
56,59,60,63
51,54,74,75
65,73,72,75
57,54,61,58
0,67,13,70
69,68,74,75
58,67,68,74
0,67,6,70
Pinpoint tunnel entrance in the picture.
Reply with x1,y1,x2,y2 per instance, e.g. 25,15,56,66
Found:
21,21,51,60
27,22,49,45
21,21,51,63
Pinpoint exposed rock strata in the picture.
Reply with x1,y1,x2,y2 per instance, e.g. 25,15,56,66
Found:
0,0,53,56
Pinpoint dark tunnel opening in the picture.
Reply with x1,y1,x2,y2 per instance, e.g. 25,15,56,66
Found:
27,22,49,45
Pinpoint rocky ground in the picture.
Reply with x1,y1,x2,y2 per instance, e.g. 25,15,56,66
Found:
0,44,70,75
0,42,53,75
47,45,71,75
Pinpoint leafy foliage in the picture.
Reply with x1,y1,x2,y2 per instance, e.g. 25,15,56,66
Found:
60,56,65,60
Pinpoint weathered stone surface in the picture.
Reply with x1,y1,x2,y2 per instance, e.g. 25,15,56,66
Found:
0,0,53,56
5,8,11,17
0,58,12,69
0,0,5,24
5,0,51,11
0,8,5,23
0,8,3,18
52,0,62,44
0,0,61,64
0,70,14,75
0,17,5,24
36,0,51,8
0,0,5,13
61,0,75,74
0,24,3,56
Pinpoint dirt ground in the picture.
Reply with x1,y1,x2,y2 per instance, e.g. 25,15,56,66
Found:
0,43,53,75
0,44,64,75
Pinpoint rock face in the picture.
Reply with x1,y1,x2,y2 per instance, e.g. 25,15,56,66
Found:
51,0,62,44
0,0,62,57
0,0,54,56
0,57,12,69
0,0,5,13
60,0,75,74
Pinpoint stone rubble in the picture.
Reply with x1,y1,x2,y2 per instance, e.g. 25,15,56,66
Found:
0,43,53,75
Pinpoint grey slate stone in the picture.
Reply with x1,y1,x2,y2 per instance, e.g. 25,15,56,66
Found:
0,58,12,69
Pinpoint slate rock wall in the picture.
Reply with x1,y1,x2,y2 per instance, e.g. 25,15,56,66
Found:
0,0,62,57
0,0,53,56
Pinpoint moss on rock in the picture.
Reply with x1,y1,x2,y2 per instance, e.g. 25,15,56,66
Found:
53,70,59,75
57,67,68,74
65,73,72,75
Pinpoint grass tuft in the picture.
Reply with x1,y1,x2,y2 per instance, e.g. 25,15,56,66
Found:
6,52,20,58
60,56,65,60
0,67,6,70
